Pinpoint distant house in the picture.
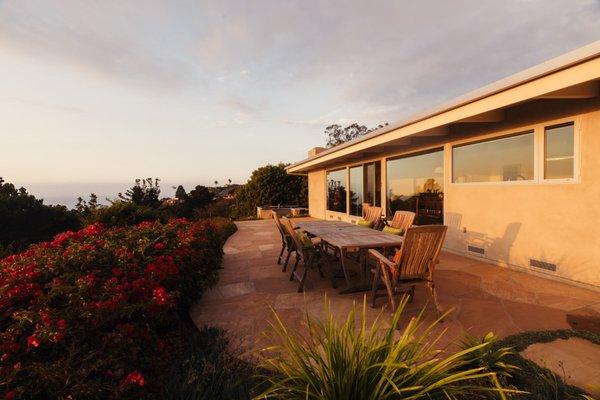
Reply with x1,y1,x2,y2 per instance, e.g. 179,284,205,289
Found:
287,41,600,289
217,184,241,200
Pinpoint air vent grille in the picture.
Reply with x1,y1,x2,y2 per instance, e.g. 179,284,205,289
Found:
467,245,485,255
530,259,557,272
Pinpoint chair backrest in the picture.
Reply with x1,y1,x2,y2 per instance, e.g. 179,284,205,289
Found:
389,211,416,233
281,217,308,257
272,211,287,241
363,206,383,229
361,203,371,219
392,225,447,280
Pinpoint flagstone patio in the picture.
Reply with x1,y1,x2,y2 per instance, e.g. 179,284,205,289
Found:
190,218,600,389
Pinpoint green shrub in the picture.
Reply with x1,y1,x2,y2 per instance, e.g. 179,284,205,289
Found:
256,296,515,399
0,177,81,256
230,164,307,219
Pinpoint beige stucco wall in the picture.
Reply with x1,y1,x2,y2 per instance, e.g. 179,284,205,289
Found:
306,109,600,288
308,170,326,219
444,109,600,288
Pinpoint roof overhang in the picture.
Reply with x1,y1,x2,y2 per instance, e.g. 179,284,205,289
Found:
287,40,600,174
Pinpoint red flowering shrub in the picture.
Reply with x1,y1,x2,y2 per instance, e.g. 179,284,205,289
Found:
0,218,233,398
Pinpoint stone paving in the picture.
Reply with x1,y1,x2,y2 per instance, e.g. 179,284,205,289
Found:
190,219,600,389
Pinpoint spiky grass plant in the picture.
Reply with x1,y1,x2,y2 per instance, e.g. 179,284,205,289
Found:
255,295,517,400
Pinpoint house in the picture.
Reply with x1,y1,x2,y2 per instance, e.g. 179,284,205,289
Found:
287,41,600,290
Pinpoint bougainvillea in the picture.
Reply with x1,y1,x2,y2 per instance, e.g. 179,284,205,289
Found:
0,218,230,398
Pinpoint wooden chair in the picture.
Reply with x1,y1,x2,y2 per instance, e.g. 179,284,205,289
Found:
272,211,295,272
369,225,448,316
387,210,416,234
363,206,383,230
281,217,325,292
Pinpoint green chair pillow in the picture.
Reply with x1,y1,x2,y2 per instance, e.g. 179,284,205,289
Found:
356,219,374,228
296,231,313,248
382,226,404,236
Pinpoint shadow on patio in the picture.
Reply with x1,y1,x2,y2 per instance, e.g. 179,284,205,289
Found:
190,219,600,352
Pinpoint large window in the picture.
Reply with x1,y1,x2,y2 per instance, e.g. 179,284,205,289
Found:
387,150,444,224
452,131,534,183
326,169,347,213
349,162,381,216
545,123,574,180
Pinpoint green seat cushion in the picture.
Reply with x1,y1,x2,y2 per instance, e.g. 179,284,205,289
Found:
356,219,374,228
382,225,404,235
296,231,313,248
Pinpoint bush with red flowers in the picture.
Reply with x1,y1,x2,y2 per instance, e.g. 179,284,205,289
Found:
0,218,235,399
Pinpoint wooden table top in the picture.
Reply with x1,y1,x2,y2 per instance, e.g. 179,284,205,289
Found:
294,220,403,249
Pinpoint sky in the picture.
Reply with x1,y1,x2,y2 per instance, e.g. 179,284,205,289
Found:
1,0,599,205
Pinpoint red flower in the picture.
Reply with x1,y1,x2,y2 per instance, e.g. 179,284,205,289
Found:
152,287,169,305
123,371,146,386
4,390,16,400
153,242,165,251
27,335,40,348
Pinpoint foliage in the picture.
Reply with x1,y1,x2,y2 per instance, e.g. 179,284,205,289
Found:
165,326,259,400
0,218,235,399
83,200,163,227
174,185,215,218
118,178,161,207
256,296,514,400
175,185,188,200
0,177,81,257
488,330,600,399
230,164,307,219
325,122,388,148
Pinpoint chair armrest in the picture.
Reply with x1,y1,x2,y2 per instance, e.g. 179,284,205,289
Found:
368,249,396,269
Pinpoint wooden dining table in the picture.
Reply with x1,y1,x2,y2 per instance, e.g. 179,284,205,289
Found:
294,220,404,294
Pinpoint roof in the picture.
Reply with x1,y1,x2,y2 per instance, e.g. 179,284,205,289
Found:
287,40,600,173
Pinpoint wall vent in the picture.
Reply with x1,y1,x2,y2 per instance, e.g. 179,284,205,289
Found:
467,245,485,255
530,259,557,272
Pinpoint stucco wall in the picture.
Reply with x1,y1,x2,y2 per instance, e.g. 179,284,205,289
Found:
308,170,326,219
444,110,600,287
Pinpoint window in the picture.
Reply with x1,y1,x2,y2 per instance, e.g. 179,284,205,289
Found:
545,123,574,180
349,162,381,216
387,150,444,224
326,169,347,213
349,166,363,216
452,131,534,183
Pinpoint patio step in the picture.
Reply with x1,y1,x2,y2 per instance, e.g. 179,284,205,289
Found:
566,304,600,333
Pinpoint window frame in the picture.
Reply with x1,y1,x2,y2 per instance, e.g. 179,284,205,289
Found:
540,121,579,184
325,159,382,217
449,117,580,187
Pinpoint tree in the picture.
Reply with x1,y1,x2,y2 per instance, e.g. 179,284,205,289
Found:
174,185,188,200
227,178,232,186
187,185,214,209
325,122,388,148
118,178,161,207
231,164,307,218
0,177,81,256
214,180,219,187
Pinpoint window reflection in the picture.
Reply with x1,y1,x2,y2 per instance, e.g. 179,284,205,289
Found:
452,132,534,183
349,166,363,216
545,123,574,179
387,150,444,225
327,169,347,213
349,162,381,216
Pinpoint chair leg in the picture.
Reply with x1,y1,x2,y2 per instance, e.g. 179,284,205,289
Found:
297,253,314,292
409,285,416,303
282,249,292,272
289,253,300,281
427,281,442,318
277,243,285,264
379,263,396,312
371,266,381,308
